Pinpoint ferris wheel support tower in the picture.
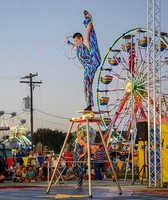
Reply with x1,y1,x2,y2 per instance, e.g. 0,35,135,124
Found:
147,0,162,187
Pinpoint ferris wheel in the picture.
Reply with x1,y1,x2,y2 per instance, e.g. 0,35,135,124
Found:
97,28,168,141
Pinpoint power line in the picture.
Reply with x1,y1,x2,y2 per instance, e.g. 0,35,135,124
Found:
34,117,68,127
34,109,70,120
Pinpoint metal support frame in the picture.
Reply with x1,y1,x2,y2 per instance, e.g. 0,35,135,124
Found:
147,0,162,187
46,115,122,196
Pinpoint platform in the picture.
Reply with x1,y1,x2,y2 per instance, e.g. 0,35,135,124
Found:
46,113,122,197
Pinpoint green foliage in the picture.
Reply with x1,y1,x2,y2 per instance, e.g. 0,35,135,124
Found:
33,128,67,153
95,130,106,143
32,129,106,153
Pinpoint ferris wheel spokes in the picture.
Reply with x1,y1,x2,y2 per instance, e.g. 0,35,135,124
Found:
97,28,168,140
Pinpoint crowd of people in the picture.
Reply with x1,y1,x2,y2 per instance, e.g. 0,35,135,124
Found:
0,129,134,186
0,141,136,188
2,149,48,183
0,145,107,183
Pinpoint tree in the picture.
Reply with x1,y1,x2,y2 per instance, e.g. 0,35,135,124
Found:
33,128,67,153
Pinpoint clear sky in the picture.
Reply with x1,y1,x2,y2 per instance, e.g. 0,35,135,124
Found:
0,0,168,132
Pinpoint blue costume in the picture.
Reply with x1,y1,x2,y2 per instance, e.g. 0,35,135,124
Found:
73,139,85,188
76,17,101,107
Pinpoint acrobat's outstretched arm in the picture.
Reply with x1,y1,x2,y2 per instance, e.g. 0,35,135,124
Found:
65,37,76,50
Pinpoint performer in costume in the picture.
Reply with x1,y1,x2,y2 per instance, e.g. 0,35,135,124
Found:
73,126,86,189
66,11,101,111
72,125,97,188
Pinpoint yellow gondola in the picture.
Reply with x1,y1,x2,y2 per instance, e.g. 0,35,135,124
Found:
165,57,168,64
121,44,125,51
103,117,111,126
126,42,131,51
108,57,119,66
160,41,167,51
101,75,113,84
99,97,109,106
138,36,148,47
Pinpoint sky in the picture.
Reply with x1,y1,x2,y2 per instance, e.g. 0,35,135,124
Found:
0,0,168,133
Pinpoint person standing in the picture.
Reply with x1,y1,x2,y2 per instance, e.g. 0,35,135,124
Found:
28,151,38,169
66,10,101,111
15,148,26,166
63,146,73,168
95,144,107,179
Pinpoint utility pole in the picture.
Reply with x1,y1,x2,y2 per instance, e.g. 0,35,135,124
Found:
20,73,42,150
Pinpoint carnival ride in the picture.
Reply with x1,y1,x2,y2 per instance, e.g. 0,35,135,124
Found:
96,28,168,143
0,111,31,149
6,126,31,149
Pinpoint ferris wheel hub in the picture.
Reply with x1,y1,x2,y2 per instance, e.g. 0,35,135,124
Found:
125,81,133,93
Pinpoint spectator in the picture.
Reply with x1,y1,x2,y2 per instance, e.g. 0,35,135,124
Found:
116,154,121,163
40,158,48,181
15,148,26,166
13,164,23,182
116,155,123,177
21,166,28,182
25,165,37,182
95,144,107,179
63,146,73,168
28,151,38,169
3,161,15,181
120,150,126,162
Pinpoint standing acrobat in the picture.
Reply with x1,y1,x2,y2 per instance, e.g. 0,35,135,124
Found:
66,11,101,111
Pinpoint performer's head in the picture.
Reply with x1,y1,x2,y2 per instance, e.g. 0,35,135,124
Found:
73,32,83,46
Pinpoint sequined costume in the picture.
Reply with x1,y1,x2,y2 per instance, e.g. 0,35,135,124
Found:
73,139,85,188
72,125,96,188
76,17,101,107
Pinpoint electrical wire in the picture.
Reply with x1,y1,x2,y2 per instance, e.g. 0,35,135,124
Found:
34,109,70,120
33,117,68,127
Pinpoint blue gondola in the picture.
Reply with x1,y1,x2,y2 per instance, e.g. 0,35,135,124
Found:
99,97,109,106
